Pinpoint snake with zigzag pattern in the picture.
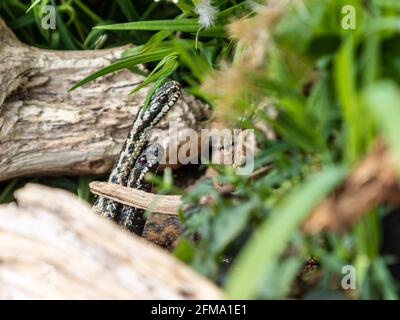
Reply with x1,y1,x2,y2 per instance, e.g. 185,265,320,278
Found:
93,80,181,234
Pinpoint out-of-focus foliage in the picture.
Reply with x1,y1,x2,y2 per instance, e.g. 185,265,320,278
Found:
175,0,400,300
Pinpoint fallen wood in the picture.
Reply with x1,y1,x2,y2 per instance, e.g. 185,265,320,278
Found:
89,165,273,215
0,183,223,299
90,181,182,215
89,182,183,249
0,17,210,181
90,144,400,237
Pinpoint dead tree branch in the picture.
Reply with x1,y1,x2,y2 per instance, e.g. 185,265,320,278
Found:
0,183,223,299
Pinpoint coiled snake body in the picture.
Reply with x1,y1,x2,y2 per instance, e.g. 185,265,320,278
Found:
93,81,181,235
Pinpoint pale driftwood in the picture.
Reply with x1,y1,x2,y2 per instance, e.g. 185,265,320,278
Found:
89,165,273,215
89,182,183,249
90,181,181,215
0,183,223,299
0,17,210,182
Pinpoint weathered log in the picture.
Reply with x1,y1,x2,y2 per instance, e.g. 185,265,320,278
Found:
0,17,210,182
0,183,223,299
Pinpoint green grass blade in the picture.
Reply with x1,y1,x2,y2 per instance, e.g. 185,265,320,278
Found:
0,179,19,203
334,35,360,164
225,166,346,299
74,0,102,23
363,80,400,173
130,53,178,96
94,18,225,36
26,0,41,13
50,0,77,49
116,0,139,21
216,1,250,21
8,14,36,29
209,201,256,255
141,75,171,111
174,0,193,15
139,30,173,54
69,48,173,91
95,18,199,32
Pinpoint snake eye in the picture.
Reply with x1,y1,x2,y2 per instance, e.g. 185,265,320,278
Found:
138,155,147,165
159,95,167,104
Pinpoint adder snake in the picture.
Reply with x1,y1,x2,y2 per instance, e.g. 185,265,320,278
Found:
93,81,182,235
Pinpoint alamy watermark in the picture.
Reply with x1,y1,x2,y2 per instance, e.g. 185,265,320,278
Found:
41,5,56,30
148,124,256,175
341,5,356,30
341,265,356,290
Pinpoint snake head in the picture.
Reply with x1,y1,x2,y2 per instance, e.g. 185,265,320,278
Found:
144,81,182,120
128,143,164,190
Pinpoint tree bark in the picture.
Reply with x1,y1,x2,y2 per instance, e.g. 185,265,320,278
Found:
0,17,210,182
0,183,223,299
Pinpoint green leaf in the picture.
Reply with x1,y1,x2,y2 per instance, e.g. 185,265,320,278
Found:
50,0,77,49
74,0,102,23
173,239,195,262
259,257,302,299
8,14,36,29
306,75,337,141
273,257,302,298
334,34,360,164
216,1,250,21
363,80,400,173
209,201,256,255
132,54,179,113
0,179,19,203
174,0,194,15
225,166,346,299
116,0,139,21
141,75,172,111
69,48,173,91
26,0,42,13
95,18,200,32
77,176,94,201
172,39,211,82
130,53,178,96
139,30,173,54
94,18,225,36
83,21,113,49
371,258,398,300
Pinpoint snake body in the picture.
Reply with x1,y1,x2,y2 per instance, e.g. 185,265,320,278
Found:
117,143,163,234
93,81,181,233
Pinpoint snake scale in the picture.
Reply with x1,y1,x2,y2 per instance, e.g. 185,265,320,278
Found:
93,81,182,235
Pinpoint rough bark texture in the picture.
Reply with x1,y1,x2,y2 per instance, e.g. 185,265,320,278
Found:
0,183,223,299
0,17,210,182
